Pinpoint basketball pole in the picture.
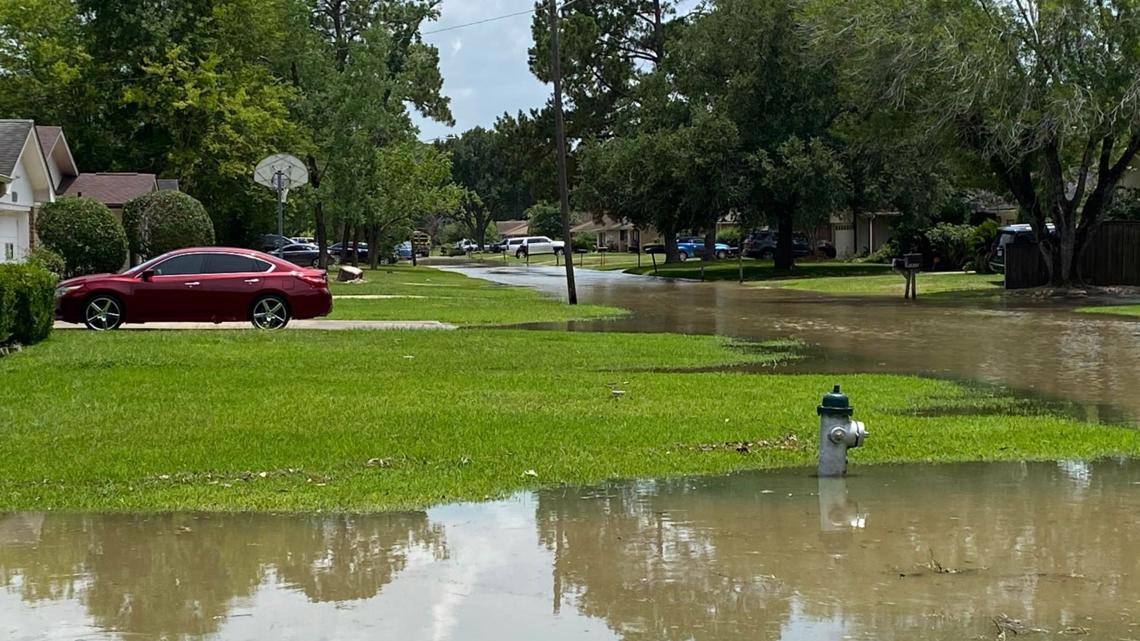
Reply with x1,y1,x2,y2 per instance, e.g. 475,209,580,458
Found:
275,170,285,237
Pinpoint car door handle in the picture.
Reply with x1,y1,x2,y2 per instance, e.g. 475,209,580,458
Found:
184,281,201,287
244,278,261,284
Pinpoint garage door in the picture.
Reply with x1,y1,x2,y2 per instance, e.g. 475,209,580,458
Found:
0,215,19,263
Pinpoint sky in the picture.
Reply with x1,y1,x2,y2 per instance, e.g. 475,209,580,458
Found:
410,0,701,143
411,0,549,143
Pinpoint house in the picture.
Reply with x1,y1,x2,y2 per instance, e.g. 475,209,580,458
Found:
571,215,661,252
830,210,900,259
0,120,62,263
61,172,158,221
495,219,530,238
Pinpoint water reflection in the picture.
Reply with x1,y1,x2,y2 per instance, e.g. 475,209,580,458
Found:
0,513,445,640
3,462,1140,640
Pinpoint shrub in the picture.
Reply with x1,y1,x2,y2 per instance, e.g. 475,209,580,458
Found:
0,263,56,346
925,223,974,271
969,219,1000,273
26,247,66,278
38,198,128,277
717,228,742,247
122,190,215,258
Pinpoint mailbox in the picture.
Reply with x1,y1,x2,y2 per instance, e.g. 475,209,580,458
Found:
903,253,922,270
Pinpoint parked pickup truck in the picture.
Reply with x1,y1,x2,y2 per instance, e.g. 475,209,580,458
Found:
644,238,736,261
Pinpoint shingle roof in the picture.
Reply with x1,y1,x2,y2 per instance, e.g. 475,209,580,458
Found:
60,172,158,207
35,126,62,156
0,120,34,177
496,219,530,237
156,178,180,191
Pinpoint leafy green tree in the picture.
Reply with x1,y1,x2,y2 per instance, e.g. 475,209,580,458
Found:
525,202,564,239
671,0,846,269
821,0,1140,286
38,198,128,277
283,0,452,266
439,127,533,247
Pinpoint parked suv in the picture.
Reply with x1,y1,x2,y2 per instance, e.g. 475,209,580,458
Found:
676,237,736,261
513,236,566,258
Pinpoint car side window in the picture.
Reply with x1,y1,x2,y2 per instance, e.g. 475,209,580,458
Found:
153,254,204,276
204,253,271,274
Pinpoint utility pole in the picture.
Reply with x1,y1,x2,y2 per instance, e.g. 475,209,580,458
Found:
548,0,578,304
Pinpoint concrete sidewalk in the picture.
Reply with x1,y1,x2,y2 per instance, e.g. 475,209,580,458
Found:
54,320,457,331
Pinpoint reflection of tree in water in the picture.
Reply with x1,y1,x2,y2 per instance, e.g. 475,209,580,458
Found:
0,511,446,640
536,462,1140,641
272,513,447,603
537,480,794,641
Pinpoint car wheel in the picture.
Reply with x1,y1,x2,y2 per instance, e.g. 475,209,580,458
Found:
83,295,124,331
716,250,728,260
679,251,689,261
250,295,290,330
516,249,526,259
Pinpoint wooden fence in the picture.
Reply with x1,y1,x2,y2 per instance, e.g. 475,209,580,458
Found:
1005,221,1140,288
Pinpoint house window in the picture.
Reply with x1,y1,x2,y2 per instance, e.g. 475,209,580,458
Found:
9,191,16,203
4,243,14,262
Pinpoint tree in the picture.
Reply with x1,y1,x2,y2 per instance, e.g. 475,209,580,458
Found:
439,127,532,247
670,0,846,269
361,141,461,268
122,190,216,260
823,0,1140,286
284,0,453,267
37,198,128,277
525,202,565,239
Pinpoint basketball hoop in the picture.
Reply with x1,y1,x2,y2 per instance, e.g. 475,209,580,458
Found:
254,154,309,236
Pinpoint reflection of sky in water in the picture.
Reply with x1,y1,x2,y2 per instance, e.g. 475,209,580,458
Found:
2,461,1140,640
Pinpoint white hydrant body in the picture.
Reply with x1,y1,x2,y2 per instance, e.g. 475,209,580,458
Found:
817,385,866,477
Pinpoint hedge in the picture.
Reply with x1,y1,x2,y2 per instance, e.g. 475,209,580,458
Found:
37,197,128,277
122,190,215,258
0,263,56,346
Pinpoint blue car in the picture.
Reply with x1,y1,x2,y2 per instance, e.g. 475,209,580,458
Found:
676,237,735,261
396,241,413,260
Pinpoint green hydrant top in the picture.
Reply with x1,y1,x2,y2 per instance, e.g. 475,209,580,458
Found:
817,385,854,417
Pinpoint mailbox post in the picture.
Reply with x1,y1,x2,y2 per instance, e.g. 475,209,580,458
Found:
892,253,923,299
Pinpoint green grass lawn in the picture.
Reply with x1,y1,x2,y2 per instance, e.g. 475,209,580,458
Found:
2,329,1138,512
776,271,1005,297
1076,305,1140,318
327,264,624,326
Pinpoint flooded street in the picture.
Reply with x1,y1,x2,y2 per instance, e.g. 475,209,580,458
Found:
440,264,1140,424
4,461,1140,640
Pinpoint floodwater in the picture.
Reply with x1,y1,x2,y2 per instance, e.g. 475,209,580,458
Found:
440,264,1140,424
3,461,1140,640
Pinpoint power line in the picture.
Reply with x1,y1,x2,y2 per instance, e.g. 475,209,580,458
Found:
421,7,537,36
421,0,581,37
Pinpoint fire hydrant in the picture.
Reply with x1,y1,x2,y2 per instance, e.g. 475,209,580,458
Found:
817,385,866,477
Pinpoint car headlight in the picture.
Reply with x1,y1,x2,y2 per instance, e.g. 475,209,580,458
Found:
55,285,83,298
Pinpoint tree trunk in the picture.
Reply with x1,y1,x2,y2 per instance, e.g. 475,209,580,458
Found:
351,226,361,267
774,211,795,270
315,201,329,269
703,228,717,262
339,223,351,263
663,227,680,264
368,225,380,270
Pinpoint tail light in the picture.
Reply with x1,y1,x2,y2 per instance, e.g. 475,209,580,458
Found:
298,270,328,287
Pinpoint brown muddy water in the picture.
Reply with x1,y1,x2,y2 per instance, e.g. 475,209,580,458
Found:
440,264,1140,425
3,461,1139,640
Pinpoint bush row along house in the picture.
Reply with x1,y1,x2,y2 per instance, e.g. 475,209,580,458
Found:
0,120,174,265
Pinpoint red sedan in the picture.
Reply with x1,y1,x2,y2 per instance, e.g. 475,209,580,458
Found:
55,247,333,330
